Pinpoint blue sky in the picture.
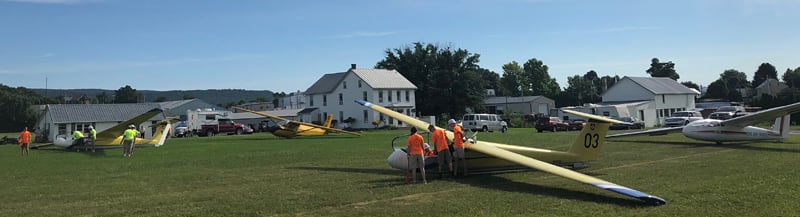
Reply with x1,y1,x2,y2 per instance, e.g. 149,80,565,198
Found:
1,0,799,93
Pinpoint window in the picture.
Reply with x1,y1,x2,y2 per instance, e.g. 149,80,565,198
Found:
339,111,343,123
205,114,216,120
338,93,343,105
310,95,314,106
388,117,394,125
323,95,327,106
343,81,347,89
358,80,362,88
388,90,392,102
363,110,368,123
58,124,67,135
362,91,367,101
662,95,665,103
603,111,610,116
378,91,383,103
396,91,401,102
405,90,410,101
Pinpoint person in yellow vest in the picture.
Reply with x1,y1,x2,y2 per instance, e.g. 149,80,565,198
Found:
72,129,85,152
121,125,138,157
19,127,31,156
86,125,97,153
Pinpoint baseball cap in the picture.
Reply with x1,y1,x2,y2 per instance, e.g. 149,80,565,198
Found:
448,119,457,125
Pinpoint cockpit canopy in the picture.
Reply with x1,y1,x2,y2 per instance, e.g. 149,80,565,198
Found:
687,119,722,127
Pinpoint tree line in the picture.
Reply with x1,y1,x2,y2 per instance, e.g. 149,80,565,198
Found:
376,42,800,123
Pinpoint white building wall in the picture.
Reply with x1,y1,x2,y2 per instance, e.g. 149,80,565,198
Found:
602,79,654,102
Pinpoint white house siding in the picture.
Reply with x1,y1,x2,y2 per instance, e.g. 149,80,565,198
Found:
652,94,696,124
308,70,417,129
601,79,654,102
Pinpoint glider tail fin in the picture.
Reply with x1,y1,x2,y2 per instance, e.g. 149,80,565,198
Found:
323,114,334,128
567,122,611,162
774,115,791,139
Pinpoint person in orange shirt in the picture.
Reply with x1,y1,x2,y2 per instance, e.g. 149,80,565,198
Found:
19,127,31,156
449,119,467,176
428,124,453,178
406,127,427,184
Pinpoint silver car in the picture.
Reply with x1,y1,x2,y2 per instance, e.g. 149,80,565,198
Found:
664,111,704,127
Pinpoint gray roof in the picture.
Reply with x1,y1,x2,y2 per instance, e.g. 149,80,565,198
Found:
298,107,318,114
484,96,548,104
625,77,698,95
352,69,417,89
158,99,226,117
45,103,164,123
305,72,347,94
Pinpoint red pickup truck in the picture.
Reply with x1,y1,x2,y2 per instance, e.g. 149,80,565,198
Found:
200,118,245,136
535,117,570,132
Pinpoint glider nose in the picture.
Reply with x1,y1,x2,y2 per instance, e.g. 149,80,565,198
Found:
387,149,409,170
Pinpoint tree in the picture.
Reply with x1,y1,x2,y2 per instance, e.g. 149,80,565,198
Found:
476,68,502,96
522,58,561,98
704,79,728,99
782,67,800,88
752,63,778,87
681,81,700,90
646,58,679,80
376,42,484,119
0,84,57,131
598,75,620,94
95,92,111,104
720,69,750,89
154,96,168,102
561,75,594,106
114,85,139,103
500,61,524,97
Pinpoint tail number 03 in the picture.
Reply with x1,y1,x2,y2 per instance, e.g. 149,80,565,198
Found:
584,133,600,148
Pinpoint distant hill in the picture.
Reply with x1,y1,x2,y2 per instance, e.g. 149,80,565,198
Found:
31,89,275,106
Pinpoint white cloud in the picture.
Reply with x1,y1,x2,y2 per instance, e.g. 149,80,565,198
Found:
1,0,102,4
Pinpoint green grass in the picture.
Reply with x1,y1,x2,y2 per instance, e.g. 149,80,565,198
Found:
1,128,799,216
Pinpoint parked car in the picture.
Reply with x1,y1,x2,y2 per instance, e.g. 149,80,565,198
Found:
609,117,645,130
664,111,704,127
462,113,507,133
567,119,586,131
709,106,747,120
535,117,570,132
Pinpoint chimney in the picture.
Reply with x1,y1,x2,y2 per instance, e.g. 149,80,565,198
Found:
350,64,357,70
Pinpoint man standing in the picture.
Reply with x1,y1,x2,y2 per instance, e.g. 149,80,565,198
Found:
406,127,427,184
19,127,31,156
72,129,85,152
428,124,452,178
86,125,97,153
121,125,138,157
449,119,467,176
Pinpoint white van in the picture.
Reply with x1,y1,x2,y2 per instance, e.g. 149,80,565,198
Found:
461,114,507,133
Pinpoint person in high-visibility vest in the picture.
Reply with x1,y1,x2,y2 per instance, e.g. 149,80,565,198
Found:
121,125,138,157
72,129,85,152
19,127,31,156
87,125,97,153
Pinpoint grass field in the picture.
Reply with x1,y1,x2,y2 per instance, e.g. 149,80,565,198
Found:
1,128,799,216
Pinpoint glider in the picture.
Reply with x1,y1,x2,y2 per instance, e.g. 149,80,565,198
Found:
232,107,362,139
51,108,173,149
355,100,665,205
607,102,800,144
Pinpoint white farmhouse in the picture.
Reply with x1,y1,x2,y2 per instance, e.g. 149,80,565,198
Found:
600,76,700,127
305,64,417,129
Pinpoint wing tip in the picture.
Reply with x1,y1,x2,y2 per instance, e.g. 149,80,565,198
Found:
354,100,371,107
593,183,666,206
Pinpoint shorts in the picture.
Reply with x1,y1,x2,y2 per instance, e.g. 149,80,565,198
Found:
408,154,424,169
437,150,452,166
123,139,134,149
453,148,465,158
20,143,29,148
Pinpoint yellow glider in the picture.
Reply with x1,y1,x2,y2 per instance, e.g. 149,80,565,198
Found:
355,100,665,205
52,108,175,148
232,107,362,139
